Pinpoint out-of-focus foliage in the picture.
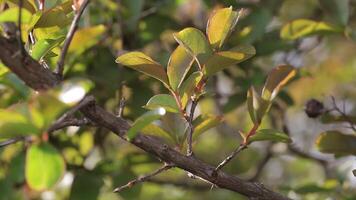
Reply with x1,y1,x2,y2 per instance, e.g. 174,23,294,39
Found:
0,0,356,200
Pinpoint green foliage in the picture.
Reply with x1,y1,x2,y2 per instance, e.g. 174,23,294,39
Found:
143,94,180,113
316,131,356,156
26,142,65,190
248,129,291,144
127,108,166,140
280,19,341,40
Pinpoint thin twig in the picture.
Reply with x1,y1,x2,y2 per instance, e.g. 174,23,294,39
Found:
330,96,356,132
186,99,198,157
0,136,30,148
55,0,90,77
215,143,248,172
113,163,174,193
47,117,94,133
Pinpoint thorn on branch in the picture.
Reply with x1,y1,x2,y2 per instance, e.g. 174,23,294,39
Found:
186,99,198,157
55,0,90,78
113,163,174,193
117,97,126,118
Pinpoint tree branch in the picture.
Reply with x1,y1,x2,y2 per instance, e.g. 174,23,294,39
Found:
0,36,60,90
78,96,290,200
55,0,90,77
114,163,174,192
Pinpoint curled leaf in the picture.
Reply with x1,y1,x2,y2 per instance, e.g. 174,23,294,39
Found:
262,65,296,101
247,86,271,125
178,72,203,109
167,45,194,90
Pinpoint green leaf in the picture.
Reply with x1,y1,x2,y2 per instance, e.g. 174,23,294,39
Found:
316,131,356,156
68,25,106,55
35,1,73,28
207,6,238,49
127,108,166,140
167,45,194,90
247,86,271,125
280,19,341,40
6,0,37,13
141,124,176,144
116,52,169,86
143,94,180,113
178,71,203,109
173,27,213,64
192,115,223,140
203,45,255,75
0,8,32,24
249,129,291,143
26,143,65,191
31,37,65,60
262,65,296,101
293,181,338,194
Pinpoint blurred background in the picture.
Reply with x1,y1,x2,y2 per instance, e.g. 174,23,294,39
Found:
0,0,356,199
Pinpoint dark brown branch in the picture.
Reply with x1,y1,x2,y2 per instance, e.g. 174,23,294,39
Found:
215,143,248,172
55,0,90,77
47,117,93,133
0,36,60,90
147,178,211,190
114,163,174,192
78,96,290,200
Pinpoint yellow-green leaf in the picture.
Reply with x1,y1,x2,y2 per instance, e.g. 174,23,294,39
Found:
141,124,176,144
203,45,255,75
116,52,169,86
68,25,106,54
316,131,356,156
280,19,341,40
167,45,194,90
207,6,238,49
26,143,65,191
143,94,180,113
127,108,166,140
249,129,291,144
262,65,296,101
0,8,32,24
192,115,223,140
31,37,65,60
6,0,37,13
35,1,73,28
173,27,213,64
178,72,203,109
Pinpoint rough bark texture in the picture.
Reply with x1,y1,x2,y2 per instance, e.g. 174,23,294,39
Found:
0,34,291,200
0,36,60,90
